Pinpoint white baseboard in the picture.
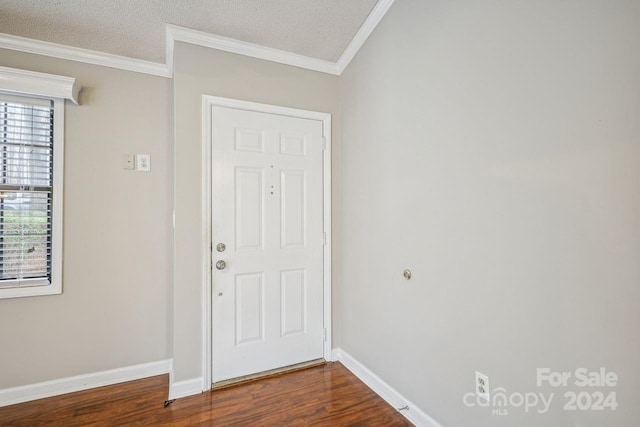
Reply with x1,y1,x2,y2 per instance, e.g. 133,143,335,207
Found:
169,377,203,400
0,359,172,408
332,348,441,427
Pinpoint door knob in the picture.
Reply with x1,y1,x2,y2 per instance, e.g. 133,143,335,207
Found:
216,260,227,270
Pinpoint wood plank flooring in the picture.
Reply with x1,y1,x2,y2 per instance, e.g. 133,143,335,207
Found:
0,362,412,426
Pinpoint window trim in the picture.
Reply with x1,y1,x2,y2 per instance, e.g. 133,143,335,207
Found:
0,65,80,105
0,66,79,299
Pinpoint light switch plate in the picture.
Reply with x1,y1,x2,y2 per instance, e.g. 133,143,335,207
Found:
136,154,151,172
123,154,135,170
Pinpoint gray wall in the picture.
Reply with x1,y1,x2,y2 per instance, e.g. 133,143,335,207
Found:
0,40,340,392
0,49,173,388
2,4,638,426
172,42,340,382
340,0,640,426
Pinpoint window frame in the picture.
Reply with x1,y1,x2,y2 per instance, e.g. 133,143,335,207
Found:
0,65,78,299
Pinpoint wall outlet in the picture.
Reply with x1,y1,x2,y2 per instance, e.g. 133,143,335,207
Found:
136,154,151,172
475,371,490,401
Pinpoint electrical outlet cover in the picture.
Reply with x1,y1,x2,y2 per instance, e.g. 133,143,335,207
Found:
475,371,490,401
136,154,151,172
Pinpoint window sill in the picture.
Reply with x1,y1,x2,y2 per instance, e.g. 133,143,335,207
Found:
0,282,61,299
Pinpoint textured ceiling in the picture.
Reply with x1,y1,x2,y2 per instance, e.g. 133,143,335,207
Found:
0,0,379,63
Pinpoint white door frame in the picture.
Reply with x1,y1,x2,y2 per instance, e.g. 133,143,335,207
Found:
200,95,332,391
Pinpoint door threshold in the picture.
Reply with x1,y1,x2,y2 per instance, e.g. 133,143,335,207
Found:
211,359,326,391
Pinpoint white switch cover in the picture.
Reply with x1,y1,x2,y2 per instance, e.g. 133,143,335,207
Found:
123,154,135,170
136,154,151,172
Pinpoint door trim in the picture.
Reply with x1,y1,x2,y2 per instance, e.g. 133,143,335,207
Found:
200,95,332,391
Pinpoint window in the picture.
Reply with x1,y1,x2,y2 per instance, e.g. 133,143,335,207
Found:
0,66,78,299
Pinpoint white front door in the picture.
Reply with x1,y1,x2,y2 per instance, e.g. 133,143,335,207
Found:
211,105,325,383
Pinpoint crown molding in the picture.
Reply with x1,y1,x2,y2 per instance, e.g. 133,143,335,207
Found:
0,65,81,104
0,32,171,78
0,1,395,78
336,0,396,74
165,24,340,75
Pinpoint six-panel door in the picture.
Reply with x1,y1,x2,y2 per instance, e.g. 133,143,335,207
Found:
211,106,324,383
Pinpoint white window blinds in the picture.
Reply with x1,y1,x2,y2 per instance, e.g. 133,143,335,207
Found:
0,94,54,287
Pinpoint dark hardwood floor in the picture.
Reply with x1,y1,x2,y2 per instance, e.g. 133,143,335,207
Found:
0,362,412,426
